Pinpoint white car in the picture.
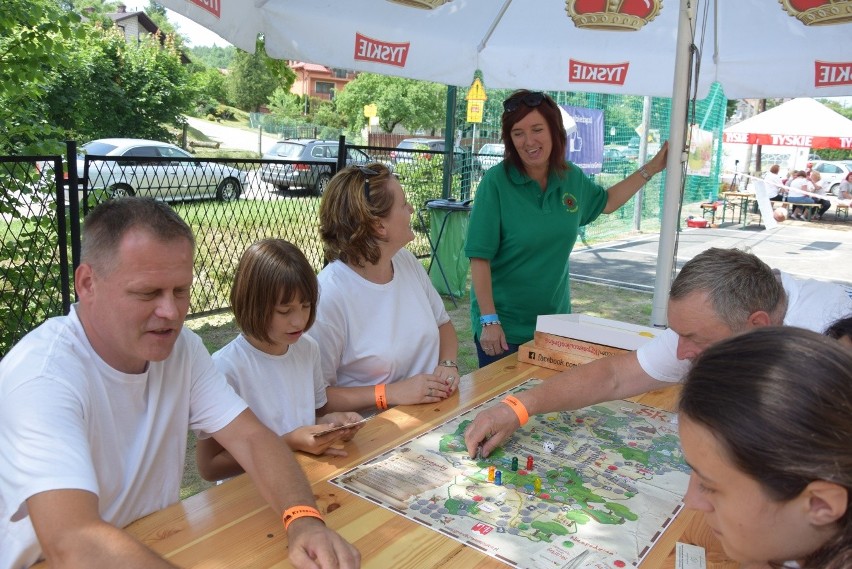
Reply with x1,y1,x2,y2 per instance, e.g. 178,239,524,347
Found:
811,160,852,196
476,143,504,172
75,138,245,202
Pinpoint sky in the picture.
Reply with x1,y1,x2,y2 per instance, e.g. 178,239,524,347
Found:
121,1,231,47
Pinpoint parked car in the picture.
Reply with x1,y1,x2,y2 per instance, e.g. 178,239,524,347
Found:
260,139,372,195
389,138,465,166
475,143,504,172
76,138,244,202
602,147,633,173
810,160,852,195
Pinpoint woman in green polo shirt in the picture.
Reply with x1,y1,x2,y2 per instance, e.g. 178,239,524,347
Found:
465,90,668,368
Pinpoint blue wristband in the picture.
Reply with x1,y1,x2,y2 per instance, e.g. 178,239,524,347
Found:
480,314,499,325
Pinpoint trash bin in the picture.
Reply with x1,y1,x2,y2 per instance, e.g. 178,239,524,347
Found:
426,199,472,297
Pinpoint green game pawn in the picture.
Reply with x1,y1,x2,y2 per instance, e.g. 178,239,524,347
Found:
511,456,518,471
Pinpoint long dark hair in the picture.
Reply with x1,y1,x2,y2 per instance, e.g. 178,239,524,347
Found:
680,327,852,569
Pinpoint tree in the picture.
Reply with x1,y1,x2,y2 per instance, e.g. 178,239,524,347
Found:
334,73,447,134
227,40,294,112
41,23,193,142
0,0,83,154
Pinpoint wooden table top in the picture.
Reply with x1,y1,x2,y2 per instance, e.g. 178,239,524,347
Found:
35,357,737,568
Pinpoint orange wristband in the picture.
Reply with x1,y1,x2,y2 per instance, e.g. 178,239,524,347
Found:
375,384,388,410
282,505,324,531
502,395,529,426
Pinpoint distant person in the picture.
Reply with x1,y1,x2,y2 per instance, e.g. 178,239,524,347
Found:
679,327,851,569
762,164,785,202
465,89,668,367
837,172,852,206
0,198,359,568
786,170,816,220
196,240,365,482
809,170,831,220
464,247,852,459
310,163,459,416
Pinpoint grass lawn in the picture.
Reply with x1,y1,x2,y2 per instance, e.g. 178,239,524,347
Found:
180,279,652,499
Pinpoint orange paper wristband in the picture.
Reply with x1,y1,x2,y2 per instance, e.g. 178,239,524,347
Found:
282,505,324,530
375,384,388,410
502,395,529,426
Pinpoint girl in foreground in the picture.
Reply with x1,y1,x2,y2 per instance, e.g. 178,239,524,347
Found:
679,326,851,568
197,239,364,481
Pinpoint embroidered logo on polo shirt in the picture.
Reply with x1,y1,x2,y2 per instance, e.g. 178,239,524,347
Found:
563,193,578,213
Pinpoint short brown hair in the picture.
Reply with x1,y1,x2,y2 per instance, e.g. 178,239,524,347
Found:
81,197,195,275
318,162,396,266
230,239,318,344
501,90,568,176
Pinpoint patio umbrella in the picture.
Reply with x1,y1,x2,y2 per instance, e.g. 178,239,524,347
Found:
724,97,852,150
160,0,852,325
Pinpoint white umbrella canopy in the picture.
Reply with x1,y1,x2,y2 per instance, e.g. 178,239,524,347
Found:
161,0,851,98
724,98,852,149
161,0,852,326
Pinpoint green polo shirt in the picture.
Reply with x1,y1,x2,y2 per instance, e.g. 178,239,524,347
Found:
465,161,607,344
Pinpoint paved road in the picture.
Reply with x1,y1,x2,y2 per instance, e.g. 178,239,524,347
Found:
185,116,279,154
570,222,852,292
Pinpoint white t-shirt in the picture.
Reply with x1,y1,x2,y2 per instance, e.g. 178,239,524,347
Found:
309,249,450,390
637,272,852,382
0,306,247,569
787,177,812,198
763,171,783,199
212,334,328,436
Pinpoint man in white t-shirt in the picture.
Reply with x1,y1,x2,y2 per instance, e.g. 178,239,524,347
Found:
464,247,852,458
0,198,359,569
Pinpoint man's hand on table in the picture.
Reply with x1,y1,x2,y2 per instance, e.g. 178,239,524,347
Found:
463,401,521,459
288,517,360,569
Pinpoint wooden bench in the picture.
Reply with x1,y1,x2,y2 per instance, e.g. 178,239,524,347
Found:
699,202,718,224
774,201,821,220
835,203,849,221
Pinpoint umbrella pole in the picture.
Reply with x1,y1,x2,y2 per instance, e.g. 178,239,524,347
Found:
651,0,694,328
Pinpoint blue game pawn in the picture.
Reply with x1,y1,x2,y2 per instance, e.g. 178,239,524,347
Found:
494,470,503,486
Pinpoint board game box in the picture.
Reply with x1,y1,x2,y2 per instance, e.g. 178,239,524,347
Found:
330,380,690,568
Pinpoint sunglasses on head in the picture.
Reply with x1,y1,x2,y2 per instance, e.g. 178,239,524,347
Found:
355,165,378,202
503,91,547,113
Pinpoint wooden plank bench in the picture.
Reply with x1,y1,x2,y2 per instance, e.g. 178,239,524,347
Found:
774,201,821,220
835,203,849,221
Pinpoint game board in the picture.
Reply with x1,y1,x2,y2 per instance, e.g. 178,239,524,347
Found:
330,380,691,568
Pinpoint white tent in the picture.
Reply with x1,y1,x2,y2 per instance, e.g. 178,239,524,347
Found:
158,0,852,326
724,98,852,150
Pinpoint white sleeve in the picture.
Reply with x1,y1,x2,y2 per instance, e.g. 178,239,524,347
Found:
635,328,691,383
310,280,346,387
308,337,329,409
405,250,451,326
186,332,248,438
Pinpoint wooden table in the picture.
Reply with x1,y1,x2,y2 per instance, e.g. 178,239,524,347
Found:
36,358,737,568
721,192,755,225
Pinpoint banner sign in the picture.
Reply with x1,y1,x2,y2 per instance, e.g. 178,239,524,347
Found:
560,106,604,174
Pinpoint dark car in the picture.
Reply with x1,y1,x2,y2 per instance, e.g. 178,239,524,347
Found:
260,139,372,195
602,147,633,173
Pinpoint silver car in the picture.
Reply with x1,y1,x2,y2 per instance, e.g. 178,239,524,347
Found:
476,143,504,172
260,139,373,195
76,138,244,201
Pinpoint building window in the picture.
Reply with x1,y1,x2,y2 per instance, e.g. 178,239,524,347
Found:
331,68,349,79
315,81,335,94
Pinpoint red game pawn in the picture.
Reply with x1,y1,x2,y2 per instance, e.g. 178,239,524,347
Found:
526,455,534,470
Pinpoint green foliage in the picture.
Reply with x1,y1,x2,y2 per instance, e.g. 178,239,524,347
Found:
227,40,295,112
334,73,447,134
42,24,193,142
0,0,83,154
189,45,236,69
267,87,304,120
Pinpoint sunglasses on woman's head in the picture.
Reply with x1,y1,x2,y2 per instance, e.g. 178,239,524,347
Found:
503,91,547,113
355,165,378,202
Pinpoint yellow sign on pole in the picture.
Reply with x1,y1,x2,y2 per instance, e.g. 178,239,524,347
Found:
466,78,487,123
364,104,378,118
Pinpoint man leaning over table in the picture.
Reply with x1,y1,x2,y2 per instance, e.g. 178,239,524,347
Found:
465,247,852,458
0,198,360,569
